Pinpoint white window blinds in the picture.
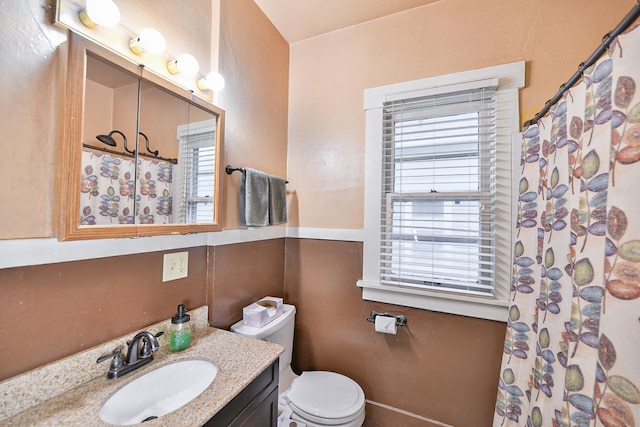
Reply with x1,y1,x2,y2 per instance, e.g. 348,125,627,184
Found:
380,83,497,296
176,120,216,223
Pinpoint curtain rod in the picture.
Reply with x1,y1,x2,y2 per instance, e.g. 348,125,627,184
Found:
523,2,640,129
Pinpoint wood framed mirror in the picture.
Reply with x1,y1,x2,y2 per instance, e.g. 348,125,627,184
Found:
56,31,224,240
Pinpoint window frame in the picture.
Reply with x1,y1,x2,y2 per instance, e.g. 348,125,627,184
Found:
358,62,525,322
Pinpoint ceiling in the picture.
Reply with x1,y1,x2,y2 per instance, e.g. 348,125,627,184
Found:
253,0,441,43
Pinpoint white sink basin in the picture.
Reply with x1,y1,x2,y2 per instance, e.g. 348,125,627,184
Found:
99,360,218,425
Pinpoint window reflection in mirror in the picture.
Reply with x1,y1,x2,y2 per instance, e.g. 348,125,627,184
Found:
174,108,218,224
59,31,224,240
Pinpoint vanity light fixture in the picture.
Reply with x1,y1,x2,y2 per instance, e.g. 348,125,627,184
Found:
197,72,225,92
129,28,166,56
167,54,199,75
79,0,121,29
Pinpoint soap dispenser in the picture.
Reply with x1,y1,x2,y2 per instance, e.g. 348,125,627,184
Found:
169,304,193,352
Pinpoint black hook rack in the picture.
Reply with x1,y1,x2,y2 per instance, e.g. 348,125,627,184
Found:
366,311,407,327
84,129,177,164
138,132,158,157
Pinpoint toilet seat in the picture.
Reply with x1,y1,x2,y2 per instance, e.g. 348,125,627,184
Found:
286,371,365,425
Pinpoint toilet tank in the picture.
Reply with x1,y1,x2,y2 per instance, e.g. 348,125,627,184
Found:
230,304,296,373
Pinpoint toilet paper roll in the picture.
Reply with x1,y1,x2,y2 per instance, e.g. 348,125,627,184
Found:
375,315,397,335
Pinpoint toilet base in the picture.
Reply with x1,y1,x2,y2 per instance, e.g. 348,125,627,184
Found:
278,401,306,427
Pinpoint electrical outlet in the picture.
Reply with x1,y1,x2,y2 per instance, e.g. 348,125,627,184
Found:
163,251,189,282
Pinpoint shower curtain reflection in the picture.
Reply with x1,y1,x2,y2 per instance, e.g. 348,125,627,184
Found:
80,151,173,225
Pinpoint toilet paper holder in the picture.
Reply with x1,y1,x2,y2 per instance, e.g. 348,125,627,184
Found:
366,311,407,327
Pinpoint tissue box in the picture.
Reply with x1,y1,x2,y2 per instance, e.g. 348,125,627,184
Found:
242,296,284,328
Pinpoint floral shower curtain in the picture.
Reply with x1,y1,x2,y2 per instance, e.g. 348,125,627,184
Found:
80,151,173,225
494,20,640,427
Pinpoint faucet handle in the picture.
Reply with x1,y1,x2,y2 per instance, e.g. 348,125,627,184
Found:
97,347,121,363
97,348,123,373
140,332,163,358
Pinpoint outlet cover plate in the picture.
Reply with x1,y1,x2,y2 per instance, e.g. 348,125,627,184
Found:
163,251,189,282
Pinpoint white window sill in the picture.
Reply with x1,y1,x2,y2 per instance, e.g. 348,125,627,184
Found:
357,280,508,322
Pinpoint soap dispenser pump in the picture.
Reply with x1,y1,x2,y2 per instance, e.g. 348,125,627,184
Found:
169,304,193,351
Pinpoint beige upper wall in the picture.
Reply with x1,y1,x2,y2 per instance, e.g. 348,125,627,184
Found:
287,0,636,229
217,0,290,229
2,0,633,237
0,2,65,239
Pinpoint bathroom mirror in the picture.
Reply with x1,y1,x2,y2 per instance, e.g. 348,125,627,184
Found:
57,31,225,240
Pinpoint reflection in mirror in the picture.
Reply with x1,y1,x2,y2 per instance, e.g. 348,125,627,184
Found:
82,55,139,226
138,83,218,225
134,81,187,225
174,107,218,224
58,31,224,240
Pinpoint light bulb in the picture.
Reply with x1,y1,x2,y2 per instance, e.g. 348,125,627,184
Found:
167,54,199,75
129,28,166,56
197,72,225,92
79,0,121,29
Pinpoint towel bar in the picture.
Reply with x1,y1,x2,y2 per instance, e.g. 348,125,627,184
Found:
225,165,245,175
225,165,289,183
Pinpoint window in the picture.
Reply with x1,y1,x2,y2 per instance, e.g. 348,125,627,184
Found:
175,120,217,223
358,62,524,321
383,87,496,294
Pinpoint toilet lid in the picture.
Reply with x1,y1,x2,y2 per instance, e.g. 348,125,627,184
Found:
287,371,365,421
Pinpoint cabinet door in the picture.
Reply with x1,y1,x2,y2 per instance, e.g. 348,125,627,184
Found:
204,360,279,427
59,32,225,241
232,387,278,427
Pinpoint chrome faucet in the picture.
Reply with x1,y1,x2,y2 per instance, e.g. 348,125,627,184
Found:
97,331,162,379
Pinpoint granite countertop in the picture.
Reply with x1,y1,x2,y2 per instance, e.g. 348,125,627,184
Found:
1,319,282,426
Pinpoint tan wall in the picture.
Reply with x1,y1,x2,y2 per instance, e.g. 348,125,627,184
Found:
0,239,289,382
139,87,191,158
217,0,290,229
83,80,115,144
209,239,286,329
285,239,506,426
0,2,63,239
287,0,635,229
0,247,208,380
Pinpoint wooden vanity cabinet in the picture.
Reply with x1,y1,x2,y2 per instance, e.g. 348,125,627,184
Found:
205,360,279,426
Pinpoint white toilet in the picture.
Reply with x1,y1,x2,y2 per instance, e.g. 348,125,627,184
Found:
231,304,366,427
